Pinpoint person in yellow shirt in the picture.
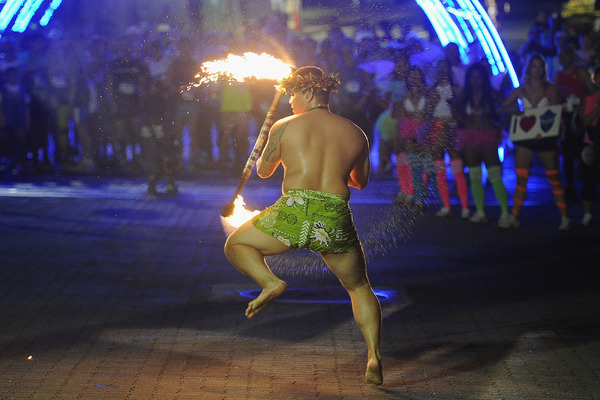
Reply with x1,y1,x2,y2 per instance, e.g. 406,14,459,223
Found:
218,81,254,172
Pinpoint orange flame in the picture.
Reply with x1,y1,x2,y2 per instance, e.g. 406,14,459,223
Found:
225,195,260,229
196,52,293,84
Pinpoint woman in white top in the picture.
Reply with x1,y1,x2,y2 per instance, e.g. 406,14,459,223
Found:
393,66,432,207
425,58,470,218
501,54,570,230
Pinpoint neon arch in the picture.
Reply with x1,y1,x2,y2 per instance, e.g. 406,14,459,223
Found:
0,0,63,36
416,0,520,88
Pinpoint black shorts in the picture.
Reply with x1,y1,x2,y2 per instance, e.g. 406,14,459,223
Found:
516,137,558,152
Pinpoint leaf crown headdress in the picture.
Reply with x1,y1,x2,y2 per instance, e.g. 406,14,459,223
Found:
277,71,340,95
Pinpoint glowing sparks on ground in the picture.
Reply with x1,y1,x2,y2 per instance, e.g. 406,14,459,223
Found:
196,52,293,84
225,196,260,228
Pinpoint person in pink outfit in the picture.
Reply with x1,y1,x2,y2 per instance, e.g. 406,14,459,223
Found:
453,62,510,226
426,58,470,218
393,66,432,207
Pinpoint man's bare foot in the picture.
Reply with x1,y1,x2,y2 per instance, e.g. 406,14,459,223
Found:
365,357,383,385
245,280,287,319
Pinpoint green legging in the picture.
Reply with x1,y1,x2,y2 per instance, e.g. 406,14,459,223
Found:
469,165,508,214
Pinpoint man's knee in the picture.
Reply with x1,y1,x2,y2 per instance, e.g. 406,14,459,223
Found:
224,236,237,261
339,275,371,292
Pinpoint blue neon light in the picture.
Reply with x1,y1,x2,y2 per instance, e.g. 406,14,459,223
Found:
39,0,61,26
12,0,44,32
466,0,519,87
445,0,475,43
0,0,63,34
0,0,25,32
457,0,503,71
416,0,519,88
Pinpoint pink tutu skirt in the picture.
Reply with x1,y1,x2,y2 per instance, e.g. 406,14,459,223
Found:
455,127,502,152
398,118,425,141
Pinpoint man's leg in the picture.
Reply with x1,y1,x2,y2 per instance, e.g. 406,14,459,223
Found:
321,250,383,385
224,220,291,318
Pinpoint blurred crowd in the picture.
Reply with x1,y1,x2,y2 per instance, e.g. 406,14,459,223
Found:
0,7,598,224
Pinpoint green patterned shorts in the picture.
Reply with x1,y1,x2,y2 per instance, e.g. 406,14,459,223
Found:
251,189,362,254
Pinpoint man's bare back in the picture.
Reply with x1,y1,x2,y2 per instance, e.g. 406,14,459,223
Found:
257,108,370,197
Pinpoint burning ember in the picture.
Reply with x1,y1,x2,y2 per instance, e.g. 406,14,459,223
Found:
224,195,260,229
196,52,293,84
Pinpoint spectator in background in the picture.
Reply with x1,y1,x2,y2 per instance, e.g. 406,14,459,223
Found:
393,66,432,208
46,32,76,167
427,58,469,218
501,54,571,230
142,38,179,194
374,52,409,179
519,9,555,67
86,35,111,168
195,61,221,169
444,42,469,89
107,38,146,168
69,39,96,173
574,31,597,72
0,67,29,173
218,80,253,173
452,62,510,226
20,31,51,172
553,45,595,201
545,30,568,81
335,40,370,143
167,36,203,169
298,36,318,67
579,65,600,227
0,38,21,83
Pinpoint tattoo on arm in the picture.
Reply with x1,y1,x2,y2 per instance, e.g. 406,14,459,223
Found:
263,122,288,161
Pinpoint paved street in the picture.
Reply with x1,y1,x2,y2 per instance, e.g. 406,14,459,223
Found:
1,162,599,399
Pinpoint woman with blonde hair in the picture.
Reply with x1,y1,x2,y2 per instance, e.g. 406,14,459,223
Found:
501,54,570,230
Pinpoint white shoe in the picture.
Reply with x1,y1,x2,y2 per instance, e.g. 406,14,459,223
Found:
559,217,571,231
461,208,471,219
581,213,592,227
497,212,512,228
436,207,451,217
497,212,520,229
469,211,487,223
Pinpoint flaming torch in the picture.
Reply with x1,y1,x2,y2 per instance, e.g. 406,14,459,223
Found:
195,53,294,227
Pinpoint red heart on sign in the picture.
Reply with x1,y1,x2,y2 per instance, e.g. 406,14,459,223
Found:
519,115,536,132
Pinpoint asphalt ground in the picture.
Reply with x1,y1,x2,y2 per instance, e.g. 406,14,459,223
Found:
0,159,599,399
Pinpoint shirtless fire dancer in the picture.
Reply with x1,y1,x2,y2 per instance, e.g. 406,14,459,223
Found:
224,66,383,385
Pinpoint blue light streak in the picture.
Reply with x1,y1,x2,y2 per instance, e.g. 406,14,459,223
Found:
0,0,63,33
466,0,519,87
457,0,503,71
0,0,25,32
416,0,519,88
39,0,61,26
12,0,44,32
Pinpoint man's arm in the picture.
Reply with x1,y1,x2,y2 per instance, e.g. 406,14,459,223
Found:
580,68,596,95
348,137,370,190
256,120,288,178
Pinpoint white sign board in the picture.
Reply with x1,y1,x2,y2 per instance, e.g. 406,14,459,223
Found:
509,105,563,142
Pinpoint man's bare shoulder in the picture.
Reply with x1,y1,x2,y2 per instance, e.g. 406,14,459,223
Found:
274,111,367,142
